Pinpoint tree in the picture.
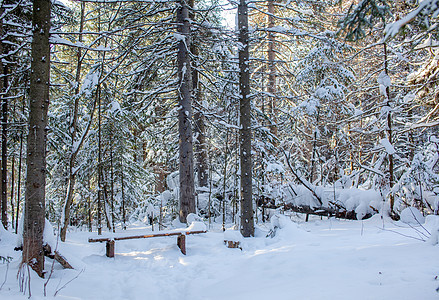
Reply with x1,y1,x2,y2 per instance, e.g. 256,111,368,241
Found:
60,0,86,242
238,0,254,237
177,0,195,223
22,0,51,277
0,3,7,229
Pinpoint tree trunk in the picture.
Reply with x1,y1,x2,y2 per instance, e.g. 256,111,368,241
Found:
383,43,395,217
238,0,254,237
194,111,208,188
267,0,277,140
15,101,24,233
121,159,126,230
10,156,14,230
192,46,208,189
110,141,115,233
0,6,7,229
177,0,195,223
189,18,208,188
60,1,86,242
22,0,51,278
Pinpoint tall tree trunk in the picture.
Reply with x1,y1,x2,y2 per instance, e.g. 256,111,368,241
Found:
87,177,92,232
15,100,24,233
10,156,14,230
267,0,277,140
22,0,51,278
60,1,86,242
192,44,208,188
188,0,208,189
177,0,195,223
120,159,126,230
194,111,208,187
309,109,320,183
238,0,255,237
97,83,102,234
110,141,115,233
0,6,7,229
97,6,103,235
383,43,395,216
1,71,7,230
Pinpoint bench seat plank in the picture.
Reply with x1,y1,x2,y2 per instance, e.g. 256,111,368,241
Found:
88,230,206,257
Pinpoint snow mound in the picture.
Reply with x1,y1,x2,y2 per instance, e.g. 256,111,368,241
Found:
267,214,307,240
44,219,57,249
15,218,56,248
425,215,439,245
187,221,207,232
283,185,382,219
187,213,202,224
0,225,15,245
270,214,292,230
400,207,425,225
224,230,243,243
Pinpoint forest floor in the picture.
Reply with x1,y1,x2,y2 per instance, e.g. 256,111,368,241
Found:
0,213,438,300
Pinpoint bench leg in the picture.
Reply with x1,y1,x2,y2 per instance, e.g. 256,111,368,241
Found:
177,235,186,255
106,240,115,257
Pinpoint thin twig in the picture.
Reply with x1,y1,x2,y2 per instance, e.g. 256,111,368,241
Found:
378,227,426,241
54,268,84,297
44,223,61,296
0,261,9,290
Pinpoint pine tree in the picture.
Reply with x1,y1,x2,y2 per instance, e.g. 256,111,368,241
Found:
177,0,195,223
22,0,50,278
238,0,254,237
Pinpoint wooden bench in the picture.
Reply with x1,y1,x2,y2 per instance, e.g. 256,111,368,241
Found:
88,230,207,257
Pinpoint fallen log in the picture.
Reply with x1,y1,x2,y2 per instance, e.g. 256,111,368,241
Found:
283,203,372,220
15,244,73,269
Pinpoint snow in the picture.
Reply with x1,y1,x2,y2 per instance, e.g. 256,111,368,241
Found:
187,221,207,232
385,0,439,40
379,138,396,155
173,33,186,42
283,185,383,219
43,219,57,249
224,230,243,243
426,215,439,245
1,215,438,300
377,71,391,98
400,207,426,225
109,101,121,114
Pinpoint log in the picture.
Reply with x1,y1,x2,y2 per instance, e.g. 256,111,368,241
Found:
54,251,74,269
283,203,371,220
88,230,207,257
42,244,74,269
88,230,207,243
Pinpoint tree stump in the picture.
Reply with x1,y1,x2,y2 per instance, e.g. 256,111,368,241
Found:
225,240,241,249
106,240,115,257
177,234,186,255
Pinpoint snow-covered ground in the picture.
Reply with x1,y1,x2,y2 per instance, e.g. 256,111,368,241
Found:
0,214,438,300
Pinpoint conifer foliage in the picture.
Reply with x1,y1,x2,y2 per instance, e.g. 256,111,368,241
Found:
0,1,437,279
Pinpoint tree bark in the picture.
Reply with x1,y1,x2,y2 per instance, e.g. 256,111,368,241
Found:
383,43,396,217
188,0,208,189
15,101,24,234
22,0,51,278
192,44,208,188
238,0,254,237
60,1,86,242
0,5,7,229
177,0,195,223
267,0,277,140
